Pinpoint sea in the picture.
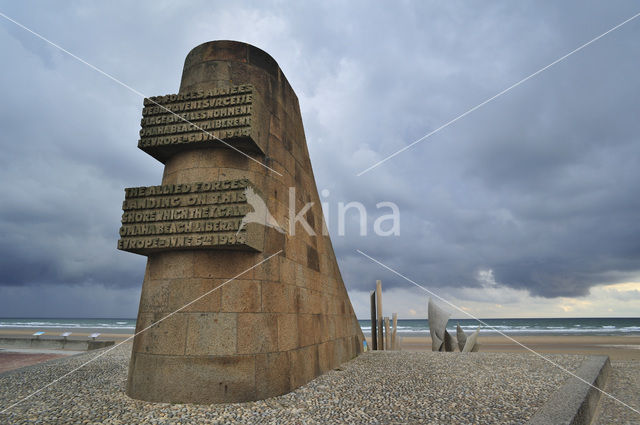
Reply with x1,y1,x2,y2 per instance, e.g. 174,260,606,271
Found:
358,317,640,337
1,317,639,337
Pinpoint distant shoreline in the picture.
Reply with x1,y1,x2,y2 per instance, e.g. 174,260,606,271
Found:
359,317,640,337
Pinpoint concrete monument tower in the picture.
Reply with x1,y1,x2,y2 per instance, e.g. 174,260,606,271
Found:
118,41,365,403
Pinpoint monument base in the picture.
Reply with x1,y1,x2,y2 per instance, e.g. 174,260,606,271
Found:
127,336,361,403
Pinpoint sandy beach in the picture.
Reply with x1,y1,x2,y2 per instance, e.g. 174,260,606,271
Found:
4,329,640,358
391,335,640,361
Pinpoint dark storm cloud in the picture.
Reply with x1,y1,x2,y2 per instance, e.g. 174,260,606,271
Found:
301,1,640,298
0,0,639,316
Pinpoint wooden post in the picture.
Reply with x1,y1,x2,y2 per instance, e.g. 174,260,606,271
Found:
376,280,384,350
384,317,391,350
370,291,377,350
392,313,398,350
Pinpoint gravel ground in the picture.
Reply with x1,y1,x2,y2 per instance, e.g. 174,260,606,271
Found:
0,343,586,424
594,360,640,424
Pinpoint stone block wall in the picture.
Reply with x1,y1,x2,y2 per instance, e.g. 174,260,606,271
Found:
125,41,365,404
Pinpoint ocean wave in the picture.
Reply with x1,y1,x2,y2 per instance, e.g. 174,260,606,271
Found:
0,321,135,329
359,323,640,335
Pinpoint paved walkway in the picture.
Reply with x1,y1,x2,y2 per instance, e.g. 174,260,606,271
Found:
0,351,67,374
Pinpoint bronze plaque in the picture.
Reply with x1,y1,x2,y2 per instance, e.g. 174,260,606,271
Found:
138,84,268,162
117,178,264,254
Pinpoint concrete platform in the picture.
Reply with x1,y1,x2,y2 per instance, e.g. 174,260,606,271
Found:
0,344,616,424
527,355,611,425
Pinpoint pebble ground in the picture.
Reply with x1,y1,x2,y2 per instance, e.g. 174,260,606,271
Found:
0,343,587,424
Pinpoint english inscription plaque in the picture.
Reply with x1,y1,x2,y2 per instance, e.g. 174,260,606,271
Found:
117,178,263,254
138,84,268,162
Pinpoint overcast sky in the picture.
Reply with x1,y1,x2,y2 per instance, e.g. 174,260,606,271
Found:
0,1,639,319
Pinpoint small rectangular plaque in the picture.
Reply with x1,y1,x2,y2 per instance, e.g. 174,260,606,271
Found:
138,84,268,163
117,179,264,254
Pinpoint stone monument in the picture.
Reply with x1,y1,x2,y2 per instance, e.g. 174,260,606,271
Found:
118,41,365,403
428,298,453,351
428,298,479,352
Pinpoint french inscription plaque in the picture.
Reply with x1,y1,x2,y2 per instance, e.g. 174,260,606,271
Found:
138,84,268,162
117,178,263,254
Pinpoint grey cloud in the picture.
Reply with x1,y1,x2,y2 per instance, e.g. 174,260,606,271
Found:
1,1,639,317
